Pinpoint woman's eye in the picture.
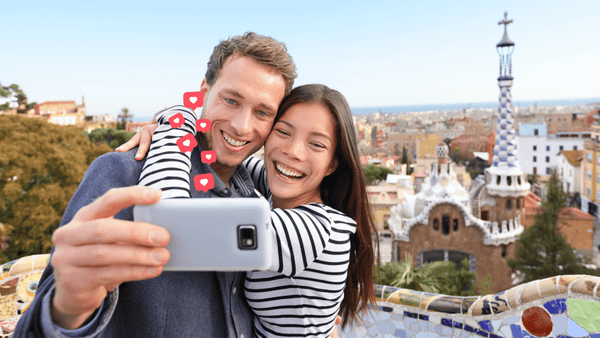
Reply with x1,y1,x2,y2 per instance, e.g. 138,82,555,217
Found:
312,143,326,149
276,129,290,136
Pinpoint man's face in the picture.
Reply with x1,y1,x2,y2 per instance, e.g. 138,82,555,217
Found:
198,54,286,172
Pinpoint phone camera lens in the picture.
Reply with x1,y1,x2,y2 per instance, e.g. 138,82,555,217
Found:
238,225,257,250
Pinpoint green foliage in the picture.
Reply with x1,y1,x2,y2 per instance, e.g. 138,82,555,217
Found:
401,146,410,174
116,107,133,130
508,172,599,283
362,164,394,185
85,128,136,150
373,253,478,296
0,115,112,263
0,83,36,113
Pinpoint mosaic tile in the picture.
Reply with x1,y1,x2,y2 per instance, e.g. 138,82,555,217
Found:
520,282,542,304
441,318,453,327
427,296,467,314
558,275,585,293
383,334,394,338
404,311,418,319
419,314,429,321
391,314,403,321
503,315,521,325
393,320,405,330
499,325,513,337
421,293,440,310
464,324,475,332
568,299,600,332
478,320,493,332
441,326,452,336
505,285,521,309
406,329,417,338
521,306,553,337
462,297,479,314
394,330,407,338
552,313,568,337
376,320,388,334
429,315,441,325
354,325,368,338
434,324,443,335
590,333,600,338
491,319,502,333
390,290,421,308
474,328,489,337
415,331,429,338
538,276,561,297
570,276,598,297
418,321,428,331
510,324,523,338
454,321,464,329
545,299,562,314
409,321,420,332
567,317,590,337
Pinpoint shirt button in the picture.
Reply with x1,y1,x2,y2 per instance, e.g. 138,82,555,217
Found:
232,287,237,294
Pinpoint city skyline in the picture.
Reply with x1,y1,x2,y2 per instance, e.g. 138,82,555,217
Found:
2,0,599,118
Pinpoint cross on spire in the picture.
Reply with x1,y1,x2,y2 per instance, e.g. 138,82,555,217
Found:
498,11,513,29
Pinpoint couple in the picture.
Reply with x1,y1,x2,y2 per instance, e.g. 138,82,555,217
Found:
14,32,377,338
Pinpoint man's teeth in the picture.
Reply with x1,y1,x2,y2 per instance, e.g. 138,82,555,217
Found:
276,163,303,178
222,132,248,147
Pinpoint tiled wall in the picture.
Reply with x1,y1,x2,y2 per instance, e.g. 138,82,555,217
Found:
338,276,600,338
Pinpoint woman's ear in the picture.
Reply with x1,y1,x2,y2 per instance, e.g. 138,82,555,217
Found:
326,158,339,176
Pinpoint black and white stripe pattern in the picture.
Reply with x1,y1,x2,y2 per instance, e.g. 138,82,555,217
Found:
243,157,357,338
138,106,197,199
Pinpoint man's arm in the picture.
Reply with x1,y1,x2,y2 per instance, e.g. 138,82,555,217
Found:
14,151,171,336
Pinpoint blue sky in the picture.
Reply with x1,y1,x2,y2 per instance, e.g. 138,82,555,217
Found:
2,0,599,118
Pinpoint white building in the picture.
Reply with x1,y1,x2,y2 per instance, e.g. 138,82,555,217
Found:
557,150,583,195
517,123,589,176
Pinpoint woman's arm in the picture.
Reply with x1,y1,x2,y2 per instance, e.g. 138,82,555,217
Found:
242,156,271,201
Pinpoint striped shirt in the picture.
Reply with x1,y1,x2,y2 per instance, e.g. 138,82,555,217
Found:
243,157,356,338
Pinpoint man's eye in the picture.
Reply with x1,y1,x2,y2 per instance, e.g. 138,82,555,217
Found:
225,98,237,105
256,110,268,117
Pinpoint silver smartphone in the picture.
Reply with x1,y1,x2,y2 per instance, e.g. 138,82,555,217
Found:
133,198,272,271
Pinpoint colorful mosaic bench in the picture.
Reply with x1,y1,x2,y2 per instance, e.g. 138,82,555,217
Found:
0,254,598,337
339,276,600,338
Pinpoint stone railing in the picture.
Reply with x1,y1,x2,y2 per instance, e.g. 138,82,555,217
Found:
1,255,599,337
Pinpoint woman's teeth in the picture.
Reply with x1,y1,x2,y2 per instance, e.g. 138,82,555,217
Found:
222,132,248,147
276,162,303,179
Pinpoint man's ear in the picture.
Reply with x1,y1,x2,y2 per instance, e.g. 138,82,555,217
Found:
326,158,339,176
200,79,209,105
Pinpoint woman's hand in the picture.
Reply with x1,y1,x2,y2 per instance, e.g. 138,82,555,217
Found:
332,315,342,338
115,116,158,160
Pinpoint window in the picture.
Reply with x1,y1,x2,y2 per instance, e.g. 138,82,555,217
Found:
546,167,552,175
597,156,600,165
560,145,563,151
506,199,512,210
586,187,592,196
574,146,578,150
587,170,592,180
533,145,537,151
597,191,600,201
534,129,539,136
597,174,600,184
588,152,593,161
546,156,550,163
442,215,450,235
433,218,439,231
453,219,458,231
533,167,537,175
533,156,537,162
546,146,551,151
501,245,507,258
516,198,520,209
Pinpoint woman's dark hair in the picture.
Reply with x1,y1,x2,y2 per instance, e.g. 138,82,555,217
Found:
276,84,379,328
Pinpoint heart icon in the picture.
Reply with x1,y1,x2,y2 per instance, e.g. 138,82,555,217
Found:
176,133,197,153
194,174,214,192
169,113,185,129
196,119,211,133
183,91,204,110
201,150,216,164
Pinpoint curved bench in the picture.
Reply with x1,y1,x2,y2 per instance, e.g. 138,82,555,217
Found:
0,255,598,337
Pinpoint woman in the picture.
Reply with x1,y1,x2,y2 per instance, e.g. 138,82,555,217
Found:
126,84,377,337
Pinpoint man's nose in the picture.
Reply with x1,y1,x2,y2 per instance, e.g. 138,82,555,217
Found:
230,108,252,136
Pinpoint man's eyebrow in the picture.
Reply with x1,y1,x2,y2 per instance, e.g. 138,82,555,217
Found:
277,120,333,143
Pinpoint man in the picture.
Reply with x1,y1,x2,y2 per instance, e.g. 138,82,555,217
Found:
14,32,296,338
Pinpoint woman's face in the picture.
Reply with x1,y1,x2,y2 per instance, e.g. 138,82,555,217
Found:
264,102,338,208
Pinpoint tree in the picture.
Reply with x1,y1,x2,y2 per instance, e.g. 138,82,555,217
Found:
117,107,133,130
394,142,400,156
401,146,411,175
0,115,112,263
362,164,394,185
373,253,478,296
85,128,136,149
0,83,36,113
508,172,598,283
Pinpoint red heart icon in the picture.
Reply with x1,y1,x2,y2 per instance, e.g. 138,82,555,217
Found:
194,173,214,192
196,119,211,133
168,113,185,129
183,91,204,111
201,150,216,164
176,133,197,153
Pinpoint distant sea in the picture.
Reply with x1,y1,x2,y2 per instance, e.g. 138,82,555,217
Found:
127,97,600,122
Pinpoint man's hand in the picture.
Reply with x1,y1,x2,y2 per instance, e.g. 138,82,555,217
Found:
50,186,170,330
115,116,158,160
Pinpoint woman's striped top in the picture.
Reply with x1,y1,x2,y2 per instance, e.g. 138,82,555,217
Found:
243,156,356,338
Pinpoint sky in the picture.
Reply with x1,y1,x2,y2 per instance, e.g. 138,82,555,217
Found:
2,0,599,118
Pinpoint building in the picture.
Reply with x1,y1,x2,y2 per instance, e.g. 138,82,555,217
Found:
29,98,87,126
557,150,583,195
517,123,588,176
582,118,600,217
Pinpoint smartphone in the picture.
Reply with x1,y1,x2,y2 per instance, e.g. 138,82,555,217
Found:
133,198,272,271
